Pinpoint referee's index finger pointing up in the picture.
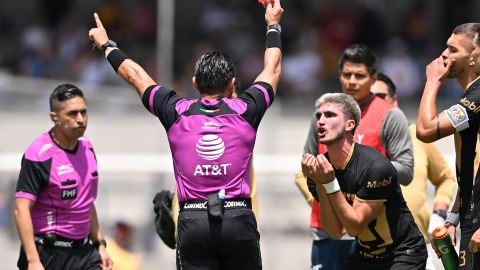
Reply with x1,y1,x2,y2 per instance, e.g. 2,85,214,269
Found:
94,13,103,28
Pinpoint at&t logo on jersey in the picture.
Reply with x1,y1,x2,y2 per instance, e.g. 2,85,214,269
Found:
196,134,225,160
194,134,231,176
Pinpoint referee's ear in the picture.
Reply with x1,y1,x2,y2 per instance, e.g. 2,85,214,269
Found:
192,76,200,92
50,112,59,125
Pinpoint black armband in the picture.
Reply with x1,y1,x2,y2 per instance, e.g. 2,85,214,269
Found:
106,48,129,73
266,30,282,51
93,239,107,248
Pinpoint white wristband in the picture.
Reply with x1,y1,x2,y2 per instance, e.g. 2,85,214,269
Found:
445,212,460,227
322,178,341,194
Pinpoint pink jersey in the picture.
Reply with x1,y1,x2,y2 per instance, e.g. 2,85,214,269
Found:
16,130,99,239
142,82,273,202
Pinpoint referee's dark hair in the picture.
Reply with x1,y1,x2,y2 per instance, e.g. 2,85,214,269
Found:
376,72,396,97
338,44,378,76
194,52,236,95
50,84,85,112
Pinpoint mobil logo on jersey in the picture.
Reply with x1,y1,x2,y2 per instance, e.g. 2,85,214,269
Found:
194,134,231,176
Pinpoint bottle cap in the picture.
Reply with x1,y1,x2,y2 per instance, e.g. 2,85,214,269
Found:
432,226,448,240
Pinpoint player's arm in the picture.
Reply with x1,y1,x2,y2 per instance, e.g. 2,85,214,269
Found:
416,57,456,143
445,189,460,244
317,183,344,238
382,108,413,185
89,13,155,99
254,0,283,94
329,160,394,236
14,198,44,269
90,204,112,270
425,141,455,211
327,193,383,237
294,170,314,207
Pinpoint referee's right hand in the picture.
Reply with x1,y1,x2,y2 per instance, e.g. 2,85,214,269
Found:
264,0,283,26
89,13,109,52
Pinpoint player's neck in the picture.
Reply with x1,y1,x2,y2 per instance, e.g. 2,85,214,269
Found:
458,70,479,91
326,136,354,169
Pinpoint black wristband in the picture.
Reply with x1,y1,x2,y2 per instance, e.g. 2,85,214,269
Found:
93,239,107,248
266,30,282,51
106,49,128,73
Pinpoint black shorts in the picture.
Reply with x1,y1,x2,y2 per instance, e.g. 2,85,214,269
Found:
17,237,100,270
459,225,480,270
339,249,427,270
176,207,261,270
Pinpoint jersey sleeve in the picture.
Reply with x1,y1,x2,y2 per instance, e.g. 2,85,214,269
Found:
16,155,51,200
141,85,183,130
444,87,480,132
381,108,413,185
303,111,319,156
356,159,397,202
238,81,275,130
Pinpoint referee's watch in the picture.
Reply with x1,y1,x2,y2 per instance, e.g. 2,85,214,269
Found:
100,40,117,54
267,24,282,34
93,239,107,248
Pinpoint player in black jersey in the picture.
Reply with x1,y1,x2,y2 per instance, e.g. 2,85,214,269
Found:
302,93,427,270
417,23,480,270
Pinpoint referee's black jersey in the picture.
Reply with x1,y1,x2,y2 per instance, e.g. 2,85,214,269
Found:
327,143,425,261
444,77,480,223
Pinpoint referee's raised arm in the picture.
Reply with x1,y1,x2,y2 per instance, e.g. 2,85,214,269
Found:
89,13,155,99
254,0,284,94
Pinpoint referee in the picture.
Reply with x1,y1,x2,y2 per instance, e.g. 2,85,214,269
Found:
14,84,112,270
89,1,283,269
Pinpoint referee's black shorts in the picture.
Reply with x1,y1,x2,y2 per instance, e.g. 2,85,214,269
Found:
17,237,100,270
176,207,261,270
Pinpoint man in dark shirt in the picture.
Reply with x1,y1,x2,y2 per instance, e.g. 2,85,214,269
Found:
89,1,283,269
417,23,480,270
302,93,427,270
14,84,112,270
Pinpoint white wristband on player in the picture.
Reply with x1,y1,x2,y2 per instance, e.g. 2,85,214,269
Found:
445,212,460,227
323,178,341,194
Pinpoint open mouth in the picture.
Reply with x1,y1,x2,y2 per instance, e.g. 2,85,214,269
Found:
318,126,326,137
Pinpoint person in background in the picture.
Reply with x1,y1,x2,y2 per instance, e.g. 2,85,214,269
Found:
105,221,141,270
371,72,455,270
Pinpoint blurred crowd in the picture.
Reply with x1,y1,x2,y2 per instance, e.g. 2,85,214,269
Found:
0,0,478,106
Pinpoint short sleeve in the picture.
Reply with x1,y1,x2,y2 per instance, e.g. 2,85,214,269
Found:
16,156,51,199
444,85,480,132
141,85,182,130
238,81,274,130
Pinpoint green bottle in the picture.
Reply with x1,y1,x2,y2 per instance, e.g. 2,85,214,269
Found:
432,226,459,270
